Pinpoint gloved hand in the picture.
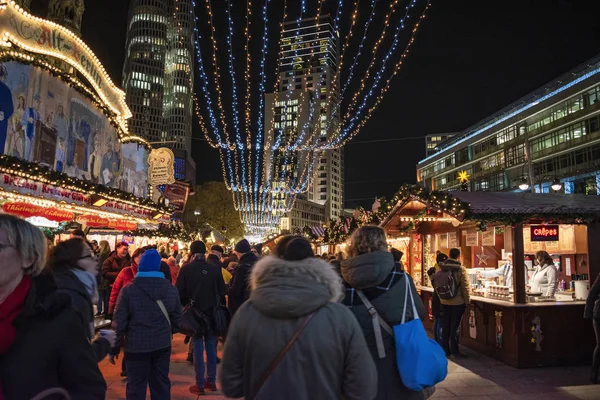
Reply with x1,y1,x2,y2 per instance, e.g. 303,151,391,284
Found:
99,329,116,348
109,348,120,365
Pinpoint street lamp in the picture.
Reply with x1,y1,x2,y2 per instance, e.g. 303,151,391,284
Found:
518,177,530,191
551,178,562,191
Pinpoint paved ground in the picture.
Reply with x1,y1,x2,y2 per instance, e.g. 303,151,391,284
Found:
99,334,600,399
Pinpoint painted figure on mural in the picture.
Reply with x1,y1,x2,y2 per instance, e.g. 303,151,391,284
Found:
54,104,69,142
22,93,41,161
56,136,66,172
495,311,503,349
101,137,120,187
79,115,91,169
88,132,102,183
0,65,15,154
6,94,25,158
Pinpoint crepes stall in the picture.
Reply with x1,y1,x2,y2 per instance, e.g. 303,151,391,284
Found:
379,185,599,368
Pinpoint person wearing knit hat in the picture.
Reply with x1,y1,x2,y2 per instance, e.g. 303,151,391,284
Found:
111,249,181,400
211,245,224,258
229,238,259,316
176,240,227,395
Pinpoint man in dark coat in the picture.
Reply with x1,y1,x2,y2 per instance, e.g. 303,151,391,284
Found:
176,240,226,396
228,239,258,315
0,271,106,399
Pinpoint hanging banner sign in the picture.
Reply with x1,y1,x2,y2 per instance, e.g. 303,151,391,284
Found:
0,1,131,130
530,225,559,242
2,201,74,222
148,148,175,186
163,181,190,215
466,231,479,247
76,215,137,231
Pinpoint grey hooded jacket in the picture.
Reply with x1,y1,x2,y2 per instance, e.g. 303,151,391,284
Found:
220,256,377,400
342,251,428,400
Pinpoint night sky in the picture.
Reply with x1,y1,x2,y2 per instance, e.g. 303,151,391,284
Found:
79,0,600,209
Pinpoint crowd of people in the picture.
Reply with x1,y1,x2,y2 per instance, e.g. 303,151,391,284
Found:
2,213,599,399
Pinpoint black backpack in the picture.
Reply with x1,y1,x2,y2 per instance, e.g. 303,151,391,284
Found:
433,267,459,300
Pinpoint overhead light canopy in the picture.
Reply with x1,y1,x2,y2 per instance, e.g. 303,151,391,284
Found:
90,194,109,207
551,178,562,191
518,178,530,191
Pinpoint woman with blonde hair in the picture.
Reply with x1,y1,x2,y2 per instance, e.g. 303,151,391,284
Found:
0,214,106,399
530,250,558,298
341,225,429,400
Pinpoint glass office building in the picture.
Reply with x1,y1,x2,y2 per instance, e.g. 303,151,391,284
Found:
417,55,600,195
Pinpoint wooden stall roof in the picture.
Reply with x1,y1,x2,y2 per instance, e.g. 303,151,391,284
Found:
450,192,600,216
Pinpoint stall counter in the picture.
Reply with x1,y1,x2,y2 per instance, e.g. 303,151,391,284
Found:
416,286,594,368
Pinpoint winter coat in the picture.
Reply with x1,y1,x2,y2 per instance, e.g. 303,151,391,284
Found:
220,256,377,400
108,263,138,316
52,267,111,362
530,263,558,298
341,251,427,400
228,252,259,314
101,251,130,287
584,274,600,320
0,271,106,400
427,265,442,317
438,259,471,306
176,259,226,316
113,276,181,353
97,250,111,290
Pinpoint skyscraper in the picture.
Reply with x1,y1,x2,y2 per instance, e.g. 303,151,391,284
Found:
267,15,343,232
122,0,195,180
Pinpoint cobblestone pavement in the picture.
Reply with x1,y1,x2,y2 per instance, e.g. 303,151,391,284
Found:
99,334,600,399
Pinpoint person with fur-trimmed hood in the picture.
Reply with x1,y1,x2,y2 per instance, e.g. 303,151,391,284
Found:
220,235,377,400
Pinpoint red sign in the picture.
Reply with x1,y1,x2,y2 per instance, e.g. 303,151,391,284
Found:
2,202,74,222
76,215,137,231
163,182,190,214
530,225,559,242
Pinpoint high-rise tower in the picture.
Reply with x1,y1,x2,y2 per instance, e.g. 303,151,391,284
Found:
266,15,343,231
122,0,195,182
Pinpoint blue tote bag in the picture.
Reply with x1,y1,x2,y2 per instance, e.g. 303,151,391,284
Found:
357,276,447,391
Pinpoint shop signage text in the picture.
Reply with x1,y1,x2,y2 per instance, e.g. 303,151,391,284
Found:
148,148,176,186
76,215,137,231
2,201,74,222
530,225,559,242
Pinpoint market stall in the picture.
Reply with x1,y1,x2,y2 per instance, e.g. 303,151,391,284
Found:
380,186,599,368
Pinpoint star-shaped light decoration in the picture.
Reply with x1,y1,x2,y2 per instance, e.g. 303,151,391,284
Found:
457,170,470,183
476,250,489,266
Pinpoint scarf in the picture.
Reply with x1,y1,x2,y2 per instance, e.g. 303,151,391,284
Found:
0,275,32,400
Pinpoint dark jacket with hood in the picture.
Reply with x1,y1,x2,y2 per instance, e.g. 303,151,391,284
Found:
0,271,106,400
52,267,111,362
101,251,130,287
342,251,427,400
176,257,226,319
228,252,259,314
113,276,181,353
220,256,377,400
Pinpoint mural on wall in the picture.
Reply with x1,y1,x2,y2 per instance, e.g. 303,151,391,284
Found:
495,311,503,349
0,62,148,197
468,307,477,339
531,316,544,352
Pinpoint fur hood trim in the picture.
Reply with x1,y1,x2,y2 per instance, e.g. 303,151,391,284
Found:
251,256,344,302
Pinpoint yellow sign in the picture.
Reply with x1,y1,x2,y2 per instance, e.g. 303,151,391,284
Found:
457,170,470,183
0,1,131,132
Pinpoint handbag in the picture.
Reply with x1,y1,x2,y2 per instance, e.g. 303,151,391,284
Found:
30,388,71,400
179,280,210,338
253,310,317,398
212,278,231,337
356,276,447,391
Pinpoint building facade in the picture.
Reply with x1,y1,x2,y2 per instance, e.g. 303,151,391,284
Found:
425,133,456,157
417,55,600,195
267,15,343,232
280,194,326,234
122,0,195,182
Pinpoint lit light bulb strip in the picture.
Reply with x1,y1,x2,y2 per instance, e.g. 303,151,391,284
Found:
190,1,236,191
342,0,404,122
244,0,253,204
225,0,249,210
336,0,417,143
253,0,272,201
330,0,432,148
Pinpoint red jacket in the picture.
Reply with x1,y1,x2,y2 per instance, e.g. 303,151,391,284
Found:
108,263,138,315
